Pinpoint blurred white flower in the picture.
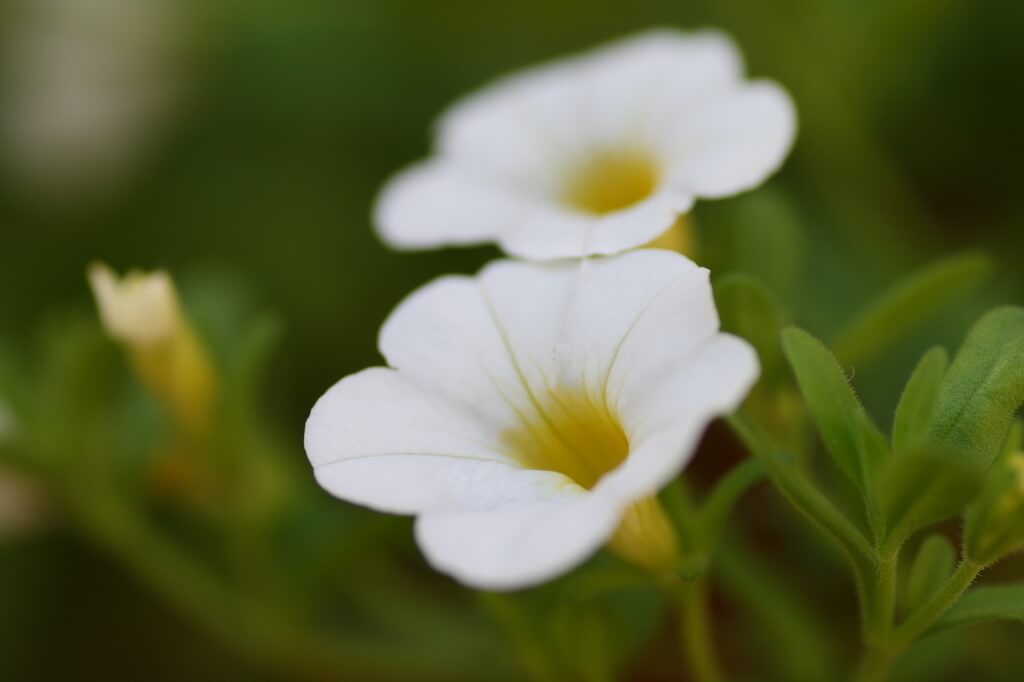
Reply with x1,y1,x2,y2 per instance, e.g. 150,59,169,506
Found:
375,29,795,260
305,250,758,590
0,0,186,197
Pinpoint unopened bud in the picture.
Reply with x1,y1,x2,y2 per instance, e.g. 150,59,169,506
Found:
608,496,680,573
88,263,215,434
965,453,1024,565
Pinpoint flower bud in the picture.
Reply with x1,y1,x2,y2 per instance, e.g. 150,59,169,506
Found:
965,453,1024,565
645,216,697,257
608,497,680,573
88,263,215,434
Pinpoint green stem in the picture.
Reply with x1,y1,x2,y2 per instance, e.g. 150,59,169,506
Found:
675,578,725,682
854,646,897,682
479,593,560,682
726,413,874,559
891,559,984,648
853,559,984,682
867,552,899,644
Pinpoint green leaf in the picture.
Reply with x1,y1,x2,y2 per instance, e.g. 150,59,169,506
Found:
906,534,955,614
928,306,1024,470
831,252,992,367
720,191,805,299
892,347,948,453
930,584,1024,636
714,275,785,385
781,327,889,494
877,453,982,546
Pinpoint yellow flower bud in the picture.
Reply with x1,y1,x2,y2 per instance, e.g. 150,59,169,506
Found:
608,496,680,573
965,452,1024,565
645,216,697,258
88,263,215,434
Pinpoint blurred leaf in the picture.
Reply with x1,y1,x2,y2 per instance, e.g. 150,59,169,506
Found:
701,190,806,300
782,326,889,495
716,536,841,682
930,584,1024,636
906,534,955,615
928,306,1024,470
892,347,948,452
877,453,982,547
715,274,785,385
831,252,992,367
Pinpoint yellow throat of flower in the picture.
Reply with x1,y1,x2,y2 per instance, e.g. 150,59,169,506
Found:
500,387,678,571
564,150,659,215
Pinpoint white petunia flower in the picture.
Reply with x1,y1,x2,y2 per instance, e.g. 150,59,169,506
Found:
305,250,758,590
375,29,796,260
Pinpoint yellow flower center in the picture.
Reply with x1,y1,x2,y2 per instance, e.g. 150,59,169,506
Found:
563,150,659,215
500,388,679,571
500,388,628,490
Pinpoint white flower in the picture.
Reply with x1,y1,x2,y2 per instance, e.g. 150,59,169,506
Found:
88,263,180,344
375,29,796,260
1,0,185,197
305,250,758,590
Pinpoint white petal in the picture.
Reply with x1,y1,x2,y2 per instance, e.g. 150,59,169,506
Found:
438,29,744,173
315,453,579,516
374,161,531,249
415,491,621,590
500,190,694,259
381,250,713,420
597,335,760,501
661,81,796,198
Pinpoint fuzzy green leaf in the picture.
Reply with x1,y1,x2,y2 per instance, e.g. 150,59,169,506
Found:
928,306,1024,470
782,326,889,493
906,534,955,614
878,453,982,546
832,252,991,367
892,347,948,453
930,584,1024,636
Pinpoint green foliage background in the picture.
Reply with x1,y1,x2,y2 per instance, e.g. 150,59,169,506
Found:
1,1,1023,680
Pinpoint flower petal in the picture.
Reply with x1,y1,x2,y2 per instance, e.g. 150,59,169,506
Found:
498,190,693,260
415,491,621,590
598,334,760,501
661,81,796,198
374,161,530,249
381,250,714,421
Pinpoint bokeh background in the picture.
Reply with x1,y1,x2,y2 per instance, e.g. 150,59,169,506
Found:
1,1,1023,680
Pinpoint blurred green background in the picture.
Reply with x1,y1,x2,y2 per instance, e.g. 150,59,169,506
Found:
1,1,1023,680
